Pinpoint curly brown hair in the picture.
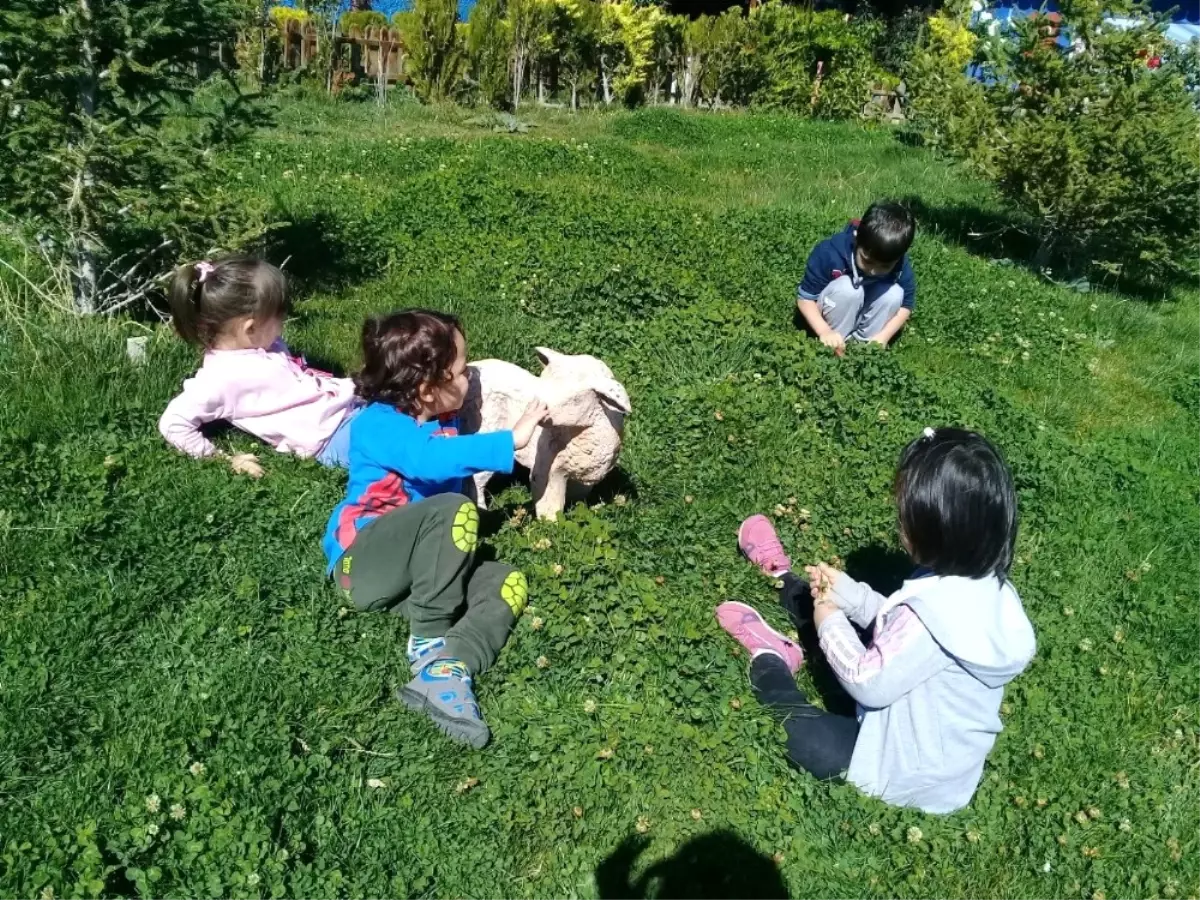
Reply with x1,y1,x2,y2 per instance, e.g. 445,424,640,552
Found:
355,309,464,415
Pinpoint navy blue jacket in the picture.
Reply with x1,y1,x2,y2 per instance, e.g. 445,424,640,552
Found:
798,221,916,312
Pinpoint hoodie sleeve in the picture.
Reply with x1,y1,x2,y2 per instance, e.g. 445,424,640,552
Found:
159,375,225,458
818,604,950,710
826,572,892,630
360,414,515,483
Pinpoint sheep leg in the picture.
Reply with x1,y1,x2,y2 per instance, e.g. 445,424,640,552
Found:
532,467,568,521
470,471,492,510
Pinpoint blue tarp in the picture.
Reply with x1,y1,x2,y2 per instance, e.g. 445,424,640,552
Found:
982,3,1199,45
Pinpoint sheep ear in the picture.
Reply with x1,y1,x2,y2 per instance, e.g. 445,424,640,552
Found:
535,347,562,366
594,379,631,415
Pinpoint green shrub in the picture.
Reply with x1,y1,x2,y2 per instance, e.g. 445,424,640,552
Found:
1160,37,1200,110
748,3,882,117
958,0,1198,289
866,6,927,77
557,0,603,109
465,0,512,108
395,0,466,102
691,8,761,108
268,5,309,30
0,0,263,314
905,3,995,159
339,10,389,32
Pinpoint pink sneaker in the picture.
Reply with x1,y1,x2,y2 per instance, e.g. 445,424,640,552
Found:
716,601,804,674
738,514,791,577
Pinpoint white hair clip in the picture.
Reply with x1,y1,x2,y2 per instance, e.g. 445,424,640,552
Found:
195,261,215,283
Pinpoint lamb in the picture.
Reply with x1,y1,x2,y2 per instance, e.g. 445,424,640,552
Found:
459,347,632,521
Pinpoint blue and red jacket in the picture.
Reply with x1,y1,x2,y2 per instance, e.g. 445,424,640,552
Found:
321,402,515,573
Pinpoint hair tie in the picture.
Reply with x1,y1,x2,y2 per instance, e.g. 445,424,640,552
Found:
923,427,936,439
195,261,215,283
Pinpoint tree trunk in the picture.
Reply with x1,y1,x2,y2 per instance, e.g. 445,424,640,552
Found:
511,46,525,109
571,81,577,111
259,31,267,84
600,55,612,104
72,0,99,314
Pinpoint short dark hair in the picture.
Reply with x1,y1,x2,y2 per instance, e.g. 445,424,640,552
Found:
355,309,463,415
167,256,287,347
894,428,1017,580
857,201,916,265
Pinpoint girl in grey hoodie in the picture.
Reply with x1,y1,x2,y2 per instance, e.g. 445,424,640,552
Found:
718,427,1036,814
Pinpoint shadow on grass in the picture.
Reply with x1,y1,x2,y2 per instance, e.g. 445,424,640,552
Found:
596,832,788,900
902,195,1039,272
902,194,1186,301
256,211,390,300
777,577,856,718
844,543,913,599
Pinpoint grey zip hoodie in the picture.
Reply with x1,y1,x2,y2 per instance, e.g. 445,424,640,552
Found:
821,571,1037,814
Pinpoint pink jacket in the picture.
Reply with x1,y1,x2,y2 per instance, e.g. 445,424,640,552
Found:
159,339,358,460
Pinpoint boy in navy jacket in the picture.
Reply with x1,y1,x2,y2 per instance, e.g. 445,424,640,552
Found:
796,201,916,354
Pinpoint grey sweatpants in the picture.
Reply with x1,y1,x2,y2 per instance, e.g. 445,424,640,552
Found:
809,274,905,341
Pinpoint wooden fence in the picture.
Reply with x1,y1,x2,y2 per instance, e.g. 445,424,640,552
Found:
279,20,407,87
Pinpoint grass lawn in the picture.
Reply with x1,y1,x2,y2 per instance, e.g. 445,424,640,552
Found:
1,99,1197,899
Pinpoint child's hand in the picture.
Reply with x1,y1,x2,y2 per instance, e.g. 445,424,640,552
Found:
804,563,843,603
229,452,264,478
512,398,551,451
820,331,846,357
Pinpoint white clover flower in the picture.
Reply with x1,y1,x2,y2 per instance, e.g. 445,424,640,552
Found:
145,794,160,814
189,761,206,776
170,804,186,821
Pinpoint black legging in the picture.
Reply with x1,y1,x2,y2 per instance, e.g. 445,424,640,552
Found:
749,574,860,780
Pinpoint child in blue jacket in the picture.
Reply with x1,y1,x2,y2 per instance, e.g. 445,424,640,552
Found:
324,309,548,749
